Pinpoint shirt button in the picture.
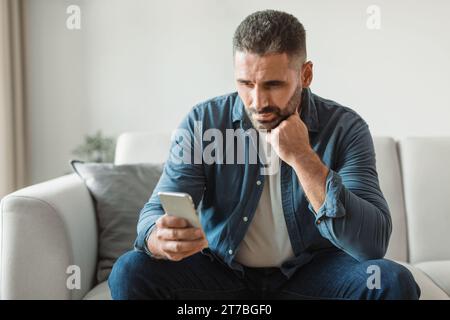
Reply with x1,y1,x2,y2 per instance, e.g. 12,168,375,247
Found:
228,249,233,255
256,180,261,186
243,216,248,222
317,219,322,225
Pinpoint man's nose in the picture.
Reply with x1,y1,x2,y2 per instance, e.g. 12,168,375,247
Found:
251,87,269,111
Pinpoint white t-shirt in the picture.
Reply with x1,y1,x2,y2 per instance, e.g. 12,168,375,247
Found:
235,132,295,267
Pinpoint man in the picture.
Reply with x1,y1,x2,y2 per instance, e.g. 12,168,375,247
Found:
108,10,420,300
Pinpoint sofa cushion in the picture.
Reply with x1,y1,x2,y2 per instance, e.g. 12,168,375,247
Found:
399,138,450,263
397,262,449,300
83,281,112,300
115,132,171,165
415,261,450,297
71,160,163,283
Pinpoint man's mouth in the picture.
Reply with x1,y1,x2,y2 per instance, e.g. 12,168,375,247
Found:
254,113,277,122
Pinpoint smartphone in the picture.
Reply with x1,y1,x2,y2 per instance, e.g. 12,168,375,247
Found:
157,191,202,229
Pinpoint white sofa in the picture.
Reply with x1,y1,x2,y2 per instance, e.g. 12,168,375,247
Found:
1,133,450,300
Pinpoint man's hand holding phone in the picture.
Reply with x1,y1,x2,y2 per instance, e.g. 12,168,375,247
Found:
146,215,208,261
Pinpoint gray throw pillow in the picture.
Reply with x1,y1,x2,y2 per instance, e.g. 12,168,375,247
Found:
70,160,163,283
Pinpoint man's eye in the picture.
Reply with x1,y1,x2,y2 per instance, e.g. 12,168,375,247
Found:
266,83,282,89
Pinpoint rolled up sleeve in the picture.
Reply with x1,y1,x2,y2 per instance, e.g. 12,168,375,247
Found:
308,121,392,261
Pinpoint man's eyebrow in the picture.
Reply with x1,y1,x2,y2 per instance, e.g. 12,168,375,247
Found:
263,80,286,86
236,79,286,85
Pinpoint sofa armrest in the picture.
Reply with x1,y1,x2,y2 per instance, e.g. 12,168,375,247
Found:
0,174,98,299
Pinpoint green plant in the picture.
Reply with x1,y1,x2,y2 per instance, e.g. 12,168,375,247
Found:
72,130,116,163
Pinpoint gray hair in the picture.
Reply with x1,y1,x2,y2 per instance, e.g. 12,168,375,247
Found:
233,10,307,65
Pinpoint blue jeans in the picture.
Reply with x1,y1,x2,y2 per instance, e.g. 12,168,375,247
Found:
108,249,420,300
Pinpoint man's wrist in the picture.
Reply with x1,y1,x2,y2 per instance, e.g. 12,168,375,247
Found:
144,226,164,259
292,148,321,174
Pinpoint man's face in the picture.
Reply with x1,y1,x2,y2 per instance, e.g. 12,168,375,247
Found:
234,51,312,131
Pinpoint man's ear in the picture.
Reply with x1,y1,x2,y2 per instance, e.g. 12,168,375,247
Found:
301,61,313,88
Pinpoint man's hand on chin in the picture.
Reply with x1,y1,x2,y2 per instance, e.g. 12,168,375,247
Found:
266,110,330,213
265,109,312,167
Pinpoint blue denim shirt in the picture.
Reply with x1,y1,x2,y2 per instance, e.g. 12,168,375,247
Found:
134,88,392,278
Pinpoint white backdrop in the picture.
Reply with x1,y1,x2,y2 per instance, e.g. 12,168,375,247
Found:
24,0,450,184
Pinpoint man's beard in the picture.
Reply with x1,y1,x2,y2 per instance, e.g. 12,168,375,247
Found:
245,87,303,131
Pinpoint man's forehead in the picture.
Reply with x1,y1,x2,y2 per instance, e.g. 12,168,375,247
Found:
234,51,292,80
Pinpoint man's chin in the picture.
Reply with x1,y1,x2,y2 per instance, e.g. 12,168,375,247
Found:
252,119,282,131
250,116,286,131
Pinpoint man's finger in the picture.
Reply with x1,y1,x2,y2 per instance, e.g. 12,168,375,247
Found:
165,246,204,261
165,243,208,261
162,239,208,254
158,215,190,228
157,227,204,241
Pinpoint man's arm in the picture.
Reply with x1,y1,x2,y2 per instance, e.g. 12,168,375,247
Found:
134,110,208,258
267,112,391,261
290,149,328,212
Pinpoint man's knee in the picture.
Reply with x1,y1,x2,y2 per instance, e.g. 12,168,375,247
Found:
363,259,420,300
108,250,156,299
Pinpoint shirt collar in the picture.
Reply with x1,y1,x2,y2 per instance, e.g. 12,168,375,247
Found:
232,87,319,133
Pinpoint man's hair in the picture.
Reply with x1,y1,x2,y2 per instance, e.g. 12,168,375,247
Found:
233,10,306,66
